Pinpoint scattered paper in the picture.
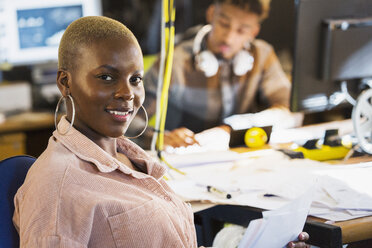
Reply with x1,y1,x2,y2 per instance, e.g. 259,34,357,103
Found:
238,189,313,248
166,150,372,222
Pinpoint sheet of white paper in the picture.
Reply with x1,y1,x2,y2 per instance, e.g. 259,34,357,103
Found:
238,189,313,248
309,206,371,222
319,175,372,211
237,218,266,248
314,167,372,210
223,108,303,131
162,150,241,168
163,147,280,168
270,119,353,144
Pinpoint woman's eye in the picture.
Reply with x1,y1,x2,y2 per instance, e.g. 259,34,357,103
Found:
98,74,114,81
130,76,143,85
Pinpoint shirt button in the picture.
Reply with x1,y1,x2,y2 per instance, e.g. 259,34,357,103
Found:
163,195,171,201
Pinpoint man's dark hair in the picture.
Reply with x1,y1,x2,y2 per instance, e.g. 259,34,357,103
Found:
214,0,270,21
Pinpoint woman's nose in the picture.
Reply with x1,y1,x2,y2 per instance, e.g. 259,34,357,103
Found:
114,83,134,101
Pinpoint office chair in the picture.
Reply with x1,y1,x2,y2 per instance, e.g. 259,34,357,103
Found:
0,155,36,248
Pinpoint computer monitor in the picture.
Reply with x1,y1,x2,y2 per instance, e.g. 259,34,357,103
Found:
290,0,372,113
0,0,102,66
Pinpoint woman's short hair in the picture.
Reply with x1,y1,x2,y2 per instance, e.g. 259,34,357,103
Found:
58,16,138,71
213,0,271,21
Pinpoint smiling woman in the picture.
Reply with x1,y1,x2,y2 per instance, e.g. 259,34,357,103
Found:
12,16,198,247
57,17,145,140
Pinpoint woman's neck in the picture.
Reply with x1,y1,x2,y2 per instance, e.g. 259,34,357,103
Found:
71,120,118,156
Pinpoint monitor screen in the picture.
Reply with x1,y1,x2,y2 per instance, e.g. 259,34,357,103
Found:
290,0,372,113
0,0,102,66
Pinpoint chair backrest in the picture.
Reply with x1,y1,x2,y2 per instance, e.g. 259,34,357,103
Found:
0,155,36,248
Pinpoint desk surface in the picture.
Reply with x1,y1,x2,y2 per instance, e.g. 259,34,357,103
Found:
310,215,372,244
0,111,56,158
0,111,54,133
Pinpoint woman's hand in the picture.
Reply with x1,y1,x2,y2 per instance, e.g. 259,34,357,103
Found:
287,232,310,248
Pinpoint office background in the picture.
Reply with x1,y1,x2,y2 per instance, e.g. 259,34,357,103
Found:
1,0,352,122
0,0,360,159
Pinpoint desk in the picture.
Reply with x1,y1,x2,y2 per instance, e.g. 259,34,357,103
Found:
310,215,372,245
0,112,55,159
172,119,372,247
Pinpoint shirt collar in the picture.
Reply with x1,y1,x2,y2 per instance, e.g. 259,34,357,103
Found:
53,116,166,179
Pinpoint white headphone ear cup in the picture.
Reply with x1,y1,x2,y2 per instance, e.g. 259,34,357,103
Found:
233,50,254,76
195,50,219,77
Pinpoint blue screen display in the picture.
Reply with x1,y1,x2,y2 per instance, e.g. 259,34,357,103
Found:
17,5,82,49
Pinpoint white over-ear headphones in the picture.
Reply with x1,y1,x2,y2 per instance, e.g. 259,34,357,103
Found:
193,24,254,77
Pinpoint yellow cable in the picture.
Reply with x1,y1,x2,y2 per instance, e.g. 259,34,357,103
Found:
160,155,186,175
155,0,186,176
158,2,175,151
157,0,168,150
158,32,174,150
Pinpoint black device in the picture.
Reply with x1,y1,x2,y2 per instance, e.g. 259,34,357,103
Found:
290,0,372,113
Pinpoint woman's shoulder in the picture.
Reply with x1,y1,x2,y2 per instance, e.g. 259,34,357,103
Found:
21,136,85,195
33,137,77,172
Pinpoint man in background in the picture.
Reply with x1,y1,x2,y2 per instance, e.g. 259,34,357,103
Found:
135,0,302,150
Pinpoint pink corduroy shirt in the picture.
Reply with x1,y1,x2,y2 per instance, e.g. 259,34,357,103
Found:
13,116,197,248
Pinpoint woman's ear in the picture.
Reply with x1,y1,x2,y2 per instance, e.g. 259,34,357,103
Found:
56,70,71,96
206,5,215,24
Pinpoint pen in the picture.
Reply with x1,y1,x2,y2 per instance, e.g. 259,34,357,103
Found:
207,185,232,199
263,193,278,197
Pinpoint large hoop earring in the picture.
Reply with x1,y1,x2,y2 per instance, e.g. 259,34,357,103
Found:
124,105,148,139
55,94,75,135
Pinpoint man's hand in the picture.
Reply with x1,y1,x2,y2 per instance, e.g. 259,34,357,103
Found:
163,127,199,148
163,125,232,150
287,232,310,248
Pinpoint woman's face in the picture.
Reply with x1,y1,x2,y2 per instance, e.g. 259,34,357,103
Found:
67,37,144,138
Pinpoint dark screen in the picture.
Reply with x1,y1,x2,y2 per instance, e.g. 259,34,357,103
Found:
291,0,372,113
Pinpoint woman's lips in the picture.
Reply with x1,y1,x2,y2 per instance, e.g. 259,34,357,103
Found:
106,109,132,122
